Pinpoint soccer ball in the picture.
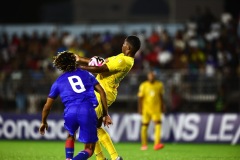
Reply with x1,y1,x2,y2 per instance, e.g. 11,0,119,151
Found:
88,56,105,66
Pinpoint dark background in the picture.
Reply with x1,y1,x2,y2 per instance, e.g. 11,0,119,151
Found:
0,0,238,24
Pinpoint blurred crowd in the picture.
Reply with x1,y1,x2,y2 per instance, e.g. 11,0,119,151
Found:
0,11,239,114
0,13,239,75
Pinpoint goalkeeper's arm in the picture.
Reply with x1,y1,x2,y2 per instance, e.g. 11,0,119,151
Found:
79,64,109,73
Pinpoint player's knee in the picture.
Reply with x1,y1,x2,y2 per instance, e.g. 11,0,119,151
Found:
85,148,94,157
67,133,75,141
84,143,96,157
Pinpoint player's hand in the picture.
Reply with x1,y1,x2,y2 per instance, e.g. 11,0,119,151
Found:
103,115,113,128
39,122,48,135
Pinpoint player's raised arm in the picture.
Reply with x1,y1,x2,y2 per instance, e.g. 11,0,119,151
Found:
77,55,109,73
138,97,143,115
75,54,90,65
79,64,109,73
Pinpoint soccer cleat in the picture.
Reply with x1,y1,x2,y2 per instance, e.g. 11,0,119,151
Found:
140,145,148,150
153,143,164,150
115,156,123,160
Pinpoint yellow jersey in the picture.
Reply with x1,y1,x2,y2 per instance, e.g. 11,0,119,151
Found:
94,53,134,117
138,80,164,113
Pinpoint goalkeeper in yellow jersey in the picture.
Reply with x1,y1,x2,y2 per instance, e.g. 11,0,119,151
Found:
76,35,141,160
138,71,166,151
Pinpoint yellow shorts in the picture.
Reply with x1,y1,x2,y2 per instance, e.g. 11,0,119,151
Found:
94,91,116,118
141,110,162,124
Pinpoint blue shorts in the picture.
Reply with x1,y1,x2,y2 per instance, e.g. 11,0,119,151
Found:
64,102,98,143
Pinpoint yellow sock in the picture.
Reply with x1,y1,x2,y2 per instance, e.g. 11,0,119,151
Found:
98,127,118,160
154,124,161,145
94,140,106,160
141,125,148,146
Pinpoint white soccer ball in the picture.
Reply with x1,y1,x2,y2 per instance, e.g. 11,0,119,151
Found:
88,56,105,66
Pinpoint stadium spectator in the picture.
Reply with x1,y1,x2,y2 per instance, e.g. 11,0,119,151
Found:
15,86,27,114
169,85,183,112
27,88,40,114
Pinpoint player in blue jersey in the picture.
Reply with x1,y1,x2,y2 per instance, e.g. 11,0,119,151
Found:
39,51,112,160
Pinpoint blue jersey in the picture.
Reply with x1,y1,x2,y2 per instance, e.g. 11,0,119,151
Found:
48,68,99,110
48,68,99,143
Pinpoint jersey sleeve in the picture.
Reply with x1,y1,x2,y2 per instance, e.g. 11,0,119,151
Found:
137,83,144,97
88,72,99,86
106,56,126,72
48,81,59,99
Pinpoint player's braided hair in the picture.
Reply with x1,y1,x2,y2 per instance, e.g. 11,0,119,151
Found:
53,51,77,72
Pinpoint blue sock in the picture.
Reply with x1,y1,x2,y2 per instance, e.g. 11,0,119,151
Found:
66,148,74,159
73,151,89,160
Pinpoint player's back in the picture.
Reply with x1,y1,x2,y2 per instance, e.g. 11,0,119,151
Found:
50,68,99,109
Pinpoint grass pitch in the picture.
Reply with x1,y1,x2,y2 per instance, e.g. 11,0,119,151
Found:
0,140,239,160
